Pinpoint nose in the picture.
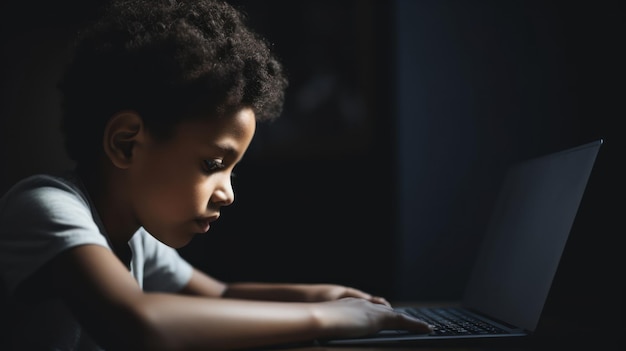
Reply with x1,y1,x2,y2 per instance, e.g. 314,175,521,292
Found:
210,173,235,207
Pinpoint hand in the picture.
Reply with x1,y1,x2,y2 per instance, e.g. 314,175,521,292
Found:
220,282,392,306
312,297,433,339
302,284,391,306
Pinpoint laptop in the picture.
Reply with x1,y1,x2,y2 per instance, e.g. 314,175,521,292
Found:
320,139,603,347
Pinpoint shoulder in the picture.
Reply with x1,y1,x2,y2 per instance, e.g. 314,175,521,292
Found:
1,173,88,210
0,174,110,296
0,174,92,225
0,173,103,241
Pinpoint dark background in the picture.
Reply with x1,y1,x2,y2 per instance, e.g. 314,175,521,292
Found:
1,0,623,340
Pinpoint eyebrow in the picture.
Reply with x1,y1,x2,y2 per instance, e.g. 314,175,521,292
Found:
211,142,239,158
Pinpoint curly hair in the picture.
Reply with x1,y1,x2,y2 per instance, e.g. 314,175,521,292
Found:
59,0,288,167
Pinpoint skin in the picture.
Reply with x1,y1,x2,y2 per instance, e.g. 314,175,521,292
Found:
20,108,432,350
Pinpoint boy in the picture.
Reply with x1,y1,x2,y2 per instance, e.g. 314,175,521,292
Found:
0,0,432,349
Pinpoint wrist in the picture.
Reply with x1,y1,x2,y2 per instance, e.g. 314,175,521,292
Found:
308,302,332,338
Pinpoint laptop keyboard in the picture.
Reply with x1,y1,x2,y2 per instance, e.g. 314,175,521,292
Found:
404,307,509,336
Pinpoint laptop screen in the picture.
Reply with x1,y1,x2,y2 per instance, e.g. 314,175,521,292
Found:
462,140,602,332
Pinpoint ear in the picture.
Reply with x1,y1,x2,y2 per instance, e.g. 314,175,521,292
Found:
103,111,144,169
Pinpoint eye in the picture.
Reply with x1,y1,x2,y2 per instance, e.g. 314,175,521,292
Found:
201,159,225,174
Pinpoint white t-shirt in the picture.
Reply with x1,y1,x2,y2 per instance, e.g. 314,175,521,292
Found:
0,173,193,350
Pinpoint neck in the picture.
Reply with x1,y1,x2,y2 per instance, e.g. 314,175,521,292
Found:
76,164,141,249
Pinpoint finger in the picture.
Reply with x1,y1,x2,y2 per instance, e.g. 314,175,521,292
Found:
343,288,371,299
397,312,434,334
369,296,391,307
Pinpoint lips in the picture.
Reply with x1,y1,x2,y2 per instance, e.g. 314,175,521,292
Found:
195,219,211,233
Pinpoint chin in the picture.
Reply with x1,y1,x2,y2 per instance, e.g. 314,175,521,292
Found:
167,236,194,249
151,232,194,249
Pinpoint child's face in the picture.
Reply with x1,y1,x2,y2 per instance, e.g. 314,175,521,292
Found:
128,108,256,248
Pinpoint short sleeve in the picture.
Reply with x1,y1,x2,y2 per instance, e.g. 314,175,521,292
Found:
0,175,110,297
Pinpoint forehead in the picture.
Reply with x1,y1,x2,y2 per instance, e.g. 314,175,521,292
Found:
168,109,256,153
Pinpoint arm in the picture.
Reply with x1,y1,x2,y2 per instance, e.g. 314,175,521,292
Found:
181,267,391,305
27,244,430,350
225,282,391,305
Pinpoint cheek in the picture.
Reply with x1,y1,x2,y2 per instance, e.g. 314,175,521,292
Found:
141,174,213,218
130,165,199,217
